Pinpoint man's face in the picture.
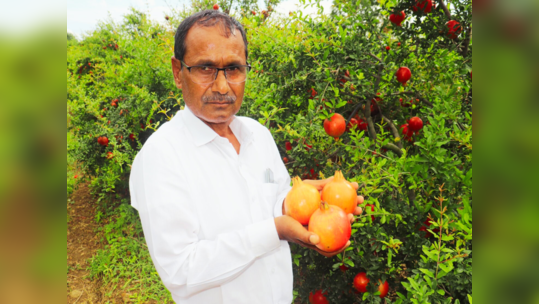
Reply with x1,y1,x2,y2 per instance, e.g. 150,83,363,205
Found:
171,24,247,125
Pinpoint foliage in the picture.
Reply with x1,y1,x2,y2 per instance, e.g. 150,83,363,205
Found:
88,201,174,303
67,0,472,302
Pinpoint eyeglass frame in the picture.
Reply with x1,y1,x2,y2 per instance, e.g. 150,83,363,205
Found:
180,60,252,84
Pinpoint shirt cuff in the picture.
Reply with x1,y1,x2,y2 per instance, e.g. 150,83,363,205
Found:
273,186,290,218
246,218,281,258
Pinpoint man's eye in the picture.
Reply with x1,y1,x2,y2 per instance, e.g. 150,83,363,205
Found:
200,66,214,71
226,67,239,71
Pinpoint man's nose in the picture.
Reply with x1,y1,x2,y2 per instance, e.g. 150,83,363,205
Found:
211,70,230,95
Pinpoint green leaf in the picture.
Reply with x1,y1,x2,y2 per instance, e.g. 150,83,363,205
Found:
419,268,435,278
438,289,445,295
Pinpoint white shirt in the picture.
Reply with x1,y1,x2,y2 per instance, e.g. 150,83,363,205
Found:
129,105,293,304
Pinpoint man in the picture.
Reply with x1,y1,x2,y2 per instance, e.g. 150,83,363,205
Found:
129,10,364,303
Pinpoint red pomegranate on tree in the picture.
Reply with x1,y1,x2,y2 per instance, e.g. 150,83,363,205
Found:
378,281,389,298
400,124,414,142
408,116,424,132
97,136,109,147
446,20,462,39
353,272,370,293
389,11,406,26
412,0,435,13
212,3,219,10
309,290,329,304
324,113,346,138
285,141,292,151
396,67,412,86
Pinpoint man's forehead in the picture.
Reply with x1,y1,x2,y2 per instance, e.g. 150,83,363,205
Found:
184,25,246,62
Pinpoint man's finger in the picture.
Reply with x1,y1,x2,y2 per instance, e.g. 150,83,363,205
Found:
348,213,355,224
351,182,359,190
357,195,365,205
308,234,320,245
354,206,363,216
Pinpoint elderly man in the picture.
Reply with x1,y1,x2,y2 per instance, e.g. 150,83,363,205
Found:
129,10,364,304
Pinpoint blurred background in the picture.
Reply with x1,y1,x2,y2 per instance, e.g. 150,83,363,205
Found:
1,0,538,303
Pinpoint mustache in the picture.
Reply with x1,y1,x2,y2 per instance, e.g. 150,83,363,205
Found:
202,94,236,103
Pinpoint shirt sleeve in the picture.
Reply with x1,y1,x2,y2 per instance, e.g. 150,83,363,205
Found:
129,136,281,299
262,128,292,218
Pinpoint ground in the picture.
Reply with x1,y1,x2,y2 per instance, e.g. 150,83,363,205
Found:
67,182,128,304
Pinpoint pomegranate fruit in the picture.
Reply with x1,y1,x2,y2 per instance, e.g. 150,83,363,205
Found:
408,116,424,132
284,177,321,225
285,141,292,151
309,290,328,304
412,0,434,13
321,171,357,214
389,11,406,26
308,202,352,252
378,281,389,298
213,3,219,10
324,113,346,138
396,67,412,86
386,46,390,51
353,272,370,293
447,20,462,39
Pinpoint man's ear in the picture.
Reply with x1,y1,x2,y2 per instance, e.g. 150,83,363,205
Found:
171,56,183,90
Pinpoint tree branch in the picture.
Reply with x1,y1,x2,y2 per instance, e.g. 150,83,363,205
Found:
382,115,403,149
368,52,383,64
438,0,452,19
382,143,403,157
461,26,472,58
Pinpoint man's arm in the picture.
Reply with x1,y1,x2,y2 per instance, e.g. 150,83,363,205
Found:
130,139,282,299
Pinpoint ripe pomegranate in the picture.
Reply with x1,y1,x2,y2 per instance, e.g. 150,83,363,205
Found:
98,136,109,147
396,67,412,86
353,272,370,293
378,281,389,298
285,177,321,225
398,42,401,46
447,20,462,39
324,113,346,138
347,118,359,131
283,157,289,163
400,124,414,142
386,46,390,51
309,290,328,304
106,152,114,159
389,11,406,26
285,141,292,151
408,116,424,132
321,171,357,214
308,202,352,252
252,11,256,15
365,204,375,221
412,0,434,13
129,134,135,141
357,118,368,131
213,3,219,10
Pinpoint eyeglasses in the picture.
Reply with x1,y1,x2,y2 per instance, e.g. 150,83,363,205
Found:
180,60,251,85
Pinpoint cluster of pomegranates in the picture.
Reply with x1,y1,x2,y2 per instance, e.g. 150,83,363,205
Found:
309,272,389,303
400,116,424,142
389,1,462,39
284,171,356,252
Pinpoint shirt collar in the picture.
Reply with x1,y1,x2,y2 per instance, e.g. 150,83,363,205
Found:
181,105,254,147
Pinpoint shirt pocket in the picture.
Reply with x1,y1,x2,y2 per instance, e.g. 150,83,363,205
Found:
258,182,279,218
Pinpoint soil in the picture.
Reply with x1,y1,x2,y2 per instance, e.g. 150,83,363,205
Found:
67,181,131,304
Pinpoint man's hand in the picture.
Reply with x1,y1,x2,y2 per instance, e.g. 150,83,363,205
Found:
277,176,364,258
274,215,350,258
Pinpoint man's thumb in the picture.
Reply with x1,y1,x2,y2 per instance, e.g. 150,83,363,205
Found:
309,234,320,245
